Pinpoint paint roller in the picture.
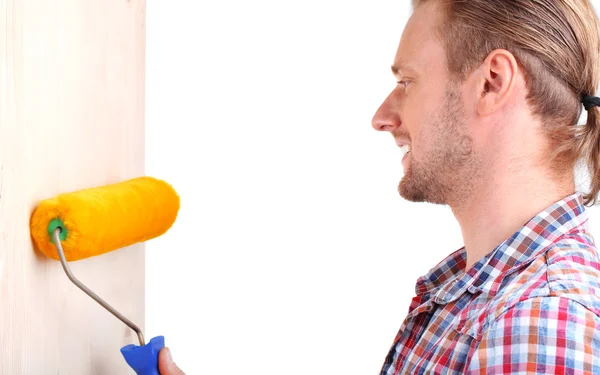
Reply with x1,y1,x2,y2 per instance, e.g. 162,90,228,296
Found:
29,176,180,375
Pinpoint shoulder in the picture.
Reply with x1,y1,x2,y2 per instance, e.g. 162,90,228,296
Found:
493,233,600,317
546,234,600,304
490,295,600,329
463,233,600,340
468,296,600,374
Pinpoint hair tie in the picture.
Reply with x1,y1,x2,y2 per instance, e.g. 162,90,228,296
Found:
581,95,600,111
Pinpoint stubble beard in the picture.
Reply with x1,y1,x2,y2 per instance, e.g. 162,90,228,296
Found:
398,86,480,206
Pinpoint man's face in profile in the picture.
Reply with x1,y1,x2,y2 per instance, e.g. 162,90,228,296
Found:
372,2,481,206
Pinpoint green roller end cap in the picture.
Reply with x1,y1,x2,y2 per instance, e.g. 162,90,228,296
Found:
48,218,68,243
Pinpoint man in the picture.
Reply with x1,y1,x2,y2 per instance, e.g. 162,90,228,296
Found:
159,0,600,374
371,0,600,374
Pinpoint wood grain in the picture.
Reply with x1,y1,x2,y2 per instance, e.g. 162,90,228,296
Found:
0,0,146,373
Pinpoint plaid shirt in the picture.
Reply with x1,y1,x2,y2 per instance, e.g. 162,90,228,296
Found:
380,193,600,374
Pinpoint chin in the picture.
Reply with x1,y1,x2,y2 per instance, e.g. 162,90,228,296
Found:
398,169,448,205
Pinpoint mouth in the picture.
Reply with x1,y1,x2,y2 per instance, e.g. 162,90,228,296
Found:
399,144,411,168
399,144,411,157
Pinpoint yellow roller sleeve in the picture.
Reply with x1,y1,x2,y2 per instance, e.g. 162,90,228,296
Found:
30,176,180,261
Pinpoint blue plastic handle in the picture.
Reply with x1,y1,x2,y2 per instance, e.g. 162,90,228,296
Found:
120,336,165,375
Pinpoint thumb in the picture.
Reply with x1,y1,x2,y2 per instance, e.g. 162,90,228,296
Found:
158,347,186,375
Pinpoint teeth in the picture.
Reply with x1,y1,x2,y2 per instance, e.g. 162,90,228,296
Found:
400,145,411,156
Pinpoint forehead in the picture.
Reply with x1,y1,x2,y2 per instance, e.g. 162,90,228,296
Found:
393,2,446,76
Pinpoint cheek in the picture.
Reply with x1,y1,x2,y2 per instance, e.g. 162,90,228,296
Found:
410,111,443,159
405,108,430,147
402,102,425,134
399,83,445,149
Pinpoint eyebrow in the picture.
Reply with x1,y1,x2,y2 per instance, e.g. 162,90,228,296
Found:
391,60,418,76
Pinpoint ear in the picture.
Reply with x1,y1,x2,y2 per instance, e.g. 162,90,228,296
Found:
477,49,518,116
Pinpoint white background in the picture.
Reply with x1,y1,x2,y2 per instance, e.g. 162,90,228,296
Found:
145,1,600,374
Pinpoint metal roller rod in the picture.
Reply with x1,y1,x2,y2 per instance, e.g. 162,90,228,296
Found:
52,228,145,347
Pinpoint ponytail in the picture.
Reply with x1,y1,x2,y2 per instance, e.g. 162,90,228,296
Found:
576,97,600,206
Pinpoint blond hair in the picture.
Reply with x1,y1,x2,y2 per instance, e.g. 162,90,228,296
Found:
413,0,600,206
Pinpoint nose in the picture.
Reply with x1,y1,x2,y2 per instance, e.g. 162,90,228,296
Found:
371,92,401,132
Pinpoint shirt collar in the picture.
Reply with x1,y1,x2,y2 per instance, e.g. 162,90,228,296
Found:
415,248,466,296
415,192,589,304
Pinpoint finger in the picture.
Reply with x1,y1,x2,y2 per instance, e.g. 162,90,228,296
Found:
158,347,186,375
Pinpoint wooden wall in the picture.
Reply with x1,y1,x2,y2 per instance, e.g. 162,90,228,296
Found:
0,1,146,373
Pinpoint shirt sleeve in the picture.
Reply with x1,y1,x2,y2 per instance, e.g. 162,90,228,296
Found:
467,296,600,374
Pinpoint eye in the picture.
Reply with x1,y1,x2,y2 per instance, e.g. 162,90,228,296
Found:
397,80,410,91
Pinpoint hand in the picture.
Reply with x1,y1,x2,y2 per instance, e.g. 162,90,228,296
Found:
158,347,186,375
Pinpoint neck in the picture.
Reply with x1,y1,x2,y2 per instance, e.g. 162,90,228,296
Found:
450,167,575,270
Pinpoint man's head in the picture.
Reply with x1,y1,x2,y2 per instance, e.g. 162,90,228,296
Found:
372,0,600,207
